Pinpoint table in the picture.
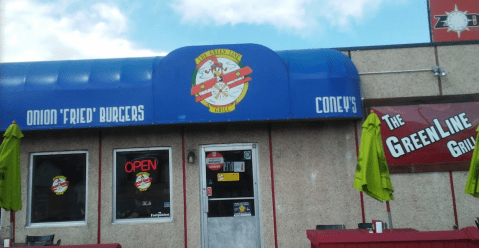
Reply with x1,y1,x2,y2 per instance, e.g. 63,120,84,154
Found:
307,227,479,248
12,244,121,248
309,227,417,234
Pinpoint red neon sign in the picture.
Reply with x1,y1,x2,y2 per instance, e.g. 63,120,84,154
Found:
125,159,157,173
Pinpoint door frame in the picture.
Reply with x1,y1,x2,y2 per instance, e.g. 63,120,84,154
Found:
199,143,262,248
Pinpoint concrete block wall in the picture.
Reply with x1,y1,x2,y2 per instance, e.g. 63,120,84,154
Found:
454,171,479,228
351,46,440,98
350,43,479,99
349,43,479,232
437,44,479,95
271,121,361,247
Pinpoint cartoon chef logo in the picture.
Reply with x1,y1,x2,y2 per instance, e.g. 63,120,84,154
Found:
51,175,69,195
191,49,253,113
134,172,152,191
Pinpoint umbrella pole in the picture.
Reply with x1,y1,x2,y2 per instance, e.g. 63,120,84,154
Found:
360,192,366,223
386,201,393,229
10,211,15,242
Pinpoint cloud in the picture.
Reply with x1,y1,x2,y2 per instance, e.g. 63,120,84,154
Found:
2,0,167,62
171,0,387,32
319,0,384,28
171,0,312,30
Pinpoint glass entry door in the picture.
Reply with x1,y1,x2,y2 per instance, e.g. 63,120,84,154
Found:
200,144,261,248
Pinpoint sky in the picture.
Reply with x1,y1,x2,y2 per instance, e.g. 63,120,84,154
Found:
0,0,432,63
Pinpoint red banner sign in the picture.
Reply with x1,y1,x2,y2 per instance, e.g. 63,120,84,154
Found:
429,0,479,42
372,102,479,167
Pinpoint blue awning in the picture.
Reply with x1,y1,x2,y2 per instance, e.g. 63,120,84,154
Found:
0,44,362,131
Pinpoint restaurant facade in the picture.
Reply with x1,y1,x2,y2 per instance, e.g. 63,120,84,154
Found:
1,39,479,247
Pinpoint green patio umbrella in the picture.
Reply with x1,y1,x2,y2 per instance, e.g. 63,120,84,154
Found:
0,121,23,211
465,125,479,197
0,121,23,244
354,111,394,228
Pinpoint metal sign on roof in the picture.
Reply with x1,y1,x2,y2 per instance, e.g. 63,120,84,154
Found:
428,0,479,42
0,44,363,131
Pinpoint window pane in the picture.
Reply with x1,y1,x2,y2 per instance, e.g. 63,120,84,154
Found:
205,150,254,198
31,152,87,223
115,149,171,220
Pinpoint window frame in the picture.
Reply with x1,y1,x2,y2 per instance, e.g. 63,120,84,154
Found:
27,151,89,228
112,147,173,224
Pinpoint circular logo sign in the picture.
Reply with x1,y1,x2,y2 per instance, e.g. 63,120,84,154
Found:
135,172,152,191
191,49,253,113
51,175,69,195
447,11,468,32
443,5,472,37
206,152,224,171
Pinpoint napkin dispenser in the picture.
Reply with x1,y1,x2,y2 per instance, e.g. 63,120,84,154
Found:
372,220,383,233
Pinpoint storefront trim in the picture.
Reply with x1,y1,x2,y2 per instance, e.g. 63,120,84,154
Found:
26,221,87,229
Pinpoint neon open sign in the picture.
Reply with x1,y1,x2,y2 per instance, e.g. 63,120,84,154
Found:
124,157,158,173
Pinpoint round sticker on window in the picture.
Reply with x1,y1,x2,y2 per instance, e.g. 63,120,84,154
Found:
51,175,69,195
244,151,251,160
206,152,224,171
135,172,152,191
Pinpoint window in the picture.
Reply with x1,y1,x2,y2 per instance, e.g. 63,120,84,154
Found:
114,147,172,223
28,151,87,226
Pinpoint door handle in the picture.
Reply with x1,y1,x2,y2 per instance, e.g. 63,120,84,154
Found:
205,199,209,213
204,188,209,213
